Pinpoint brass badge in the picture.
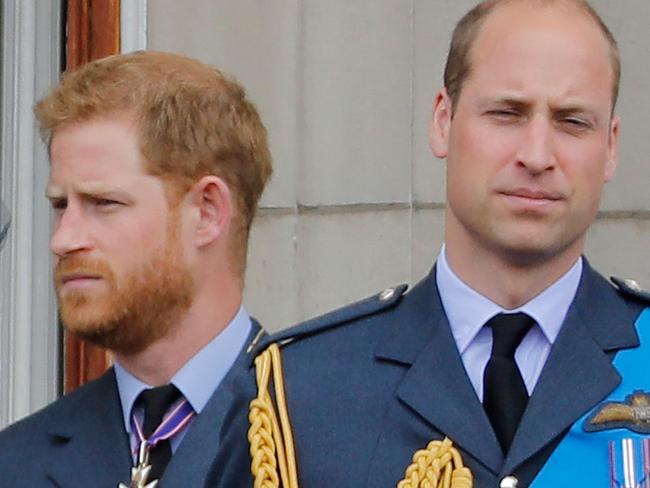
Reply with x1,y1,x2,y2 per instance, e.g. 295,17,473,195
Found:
584,390,650,434
118,443,159,488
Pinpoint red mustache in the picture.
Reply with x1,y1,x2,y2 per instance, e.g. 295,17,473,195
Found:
54,256,114,287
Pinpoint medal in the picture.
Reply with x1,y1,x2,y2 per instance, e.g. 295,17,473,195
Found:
118,396,195,488
118,442,158,488
608,438,650,488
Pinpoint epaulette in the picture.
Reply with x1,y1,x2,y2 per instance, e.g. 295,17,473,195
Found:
245,284,407,487
610,276,650,303
249,284,408,358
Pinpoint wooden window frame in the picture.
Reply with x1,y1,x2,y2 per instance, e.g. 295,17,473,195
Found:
64,0,120,393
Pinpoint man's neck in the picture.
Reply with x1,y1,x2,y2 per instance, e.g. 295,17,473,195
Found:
112,286,242,386
444,237,584,310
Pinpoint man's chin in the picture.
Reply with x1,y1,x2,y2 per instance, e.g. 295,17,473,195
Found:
493,238,577,268
64,321,156,355
62,316,117,346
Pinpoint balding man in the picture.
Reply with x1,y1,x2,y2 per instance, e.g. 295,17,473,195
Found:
212,1,650,487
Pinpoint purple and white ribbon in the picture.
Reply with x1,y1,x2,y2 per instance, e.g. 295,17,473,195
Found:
131,398,196,454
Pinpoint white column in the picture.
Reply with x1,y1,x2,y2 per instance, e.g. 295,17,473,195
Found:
121,0,148,53
0,0,61,427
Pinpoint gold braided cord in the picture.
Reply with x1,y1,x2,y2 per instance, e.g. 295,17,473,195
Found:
248,344,299,488
397,437,473,488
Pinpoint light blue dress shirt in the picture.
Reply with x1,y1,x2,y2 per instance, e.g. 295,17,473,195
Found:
114,305,252,456
436,246,582,401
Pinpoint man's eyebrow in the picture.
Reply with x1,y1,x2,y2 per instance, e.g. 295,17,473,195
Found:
45,182,128,199
552,105,596,116
478,97,603,118
45,186,64,200
551,102,604,124
477,96,531,110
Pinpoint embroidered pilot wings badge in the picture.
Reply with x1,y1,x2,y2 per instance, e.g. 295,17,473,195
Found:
584,390,650,434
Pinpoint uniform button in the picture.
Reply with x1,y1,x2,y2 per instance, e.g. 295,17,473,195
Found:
500,476,518,488
379,288,395,302
624,278,641,291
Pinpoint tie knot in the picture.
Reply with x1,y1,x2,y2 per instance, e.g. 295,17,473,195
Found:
486,312,535,358
137,384,181,437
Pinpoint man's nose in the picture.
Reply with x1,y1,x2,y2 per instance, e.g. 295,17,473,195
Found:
50,204,92,257
516,117,557,174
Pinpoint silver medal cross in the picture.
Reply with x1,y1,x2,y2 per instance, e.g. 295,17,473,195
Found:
118,442,159,488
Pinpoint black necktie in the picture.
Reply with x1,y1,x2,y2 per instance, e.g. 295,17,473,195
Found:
483,312,535,453
138,384,181,481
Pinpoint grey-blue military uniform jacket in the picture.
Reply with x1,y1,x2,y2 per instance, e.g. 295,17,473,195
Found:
0,323,261,487
205,261,650,488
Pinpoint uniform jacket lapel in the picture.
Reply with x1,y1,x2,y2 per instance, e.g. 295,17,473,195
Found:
46,369,132,487
503,262,640,475
373,268,503,476
160,321,261,487
370,261,642,484
44,322,261,488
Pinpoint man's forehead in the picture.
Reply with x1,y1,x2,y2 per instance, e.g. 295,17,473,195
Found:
466,4,614,83
47,114,154,187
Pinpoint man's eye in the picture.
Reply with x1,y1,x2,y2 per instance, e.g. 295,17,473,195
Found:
488,110,520,119
95,198,121,207
563,118,588,127
559,117,593,133
50,199,67,211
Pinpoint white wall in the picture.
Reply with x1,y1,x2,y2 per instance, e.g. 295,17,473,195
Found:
147,0,650,331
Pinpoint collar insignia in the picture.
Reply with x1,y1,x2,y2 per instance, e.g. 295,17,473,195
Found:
584,390,650,434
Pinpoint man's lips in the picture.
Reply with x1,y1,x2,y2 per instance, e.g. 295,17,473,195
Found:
57,273,104,291
59,273,102,284
499,187,564,200
496,188,566,211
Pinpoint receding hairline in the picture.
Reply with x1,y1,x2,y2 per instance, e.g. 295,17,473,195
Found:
470,0,614,34
448,0,620,111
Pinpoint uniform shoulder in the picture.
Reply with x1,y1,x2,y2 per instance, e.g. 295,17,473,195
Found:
610,276,650,304
0,369,114,445
253,284,408,354
0,395,67,452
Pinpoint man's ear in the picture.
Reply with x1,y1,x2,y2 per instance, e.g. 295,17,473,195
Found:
429,88,452,159
604,115,620,183
188,175,233,248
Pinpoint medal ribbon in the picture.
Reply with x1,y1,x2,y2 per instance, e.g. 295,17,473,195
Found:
530,308,650,487
131,397,196,454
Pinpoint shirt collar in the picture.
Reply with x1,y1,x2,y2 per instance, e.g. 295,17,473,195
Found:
436,245,582,354
114,305,252,433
